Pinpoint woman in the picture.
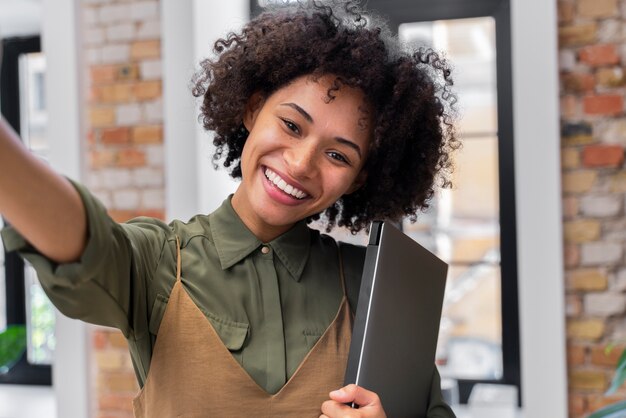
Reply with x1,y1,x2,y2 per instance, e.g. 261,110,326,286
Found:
0,1,458,417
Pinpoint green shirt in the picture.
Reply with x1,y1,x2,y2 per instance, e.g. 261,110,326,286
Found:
1,181,455,417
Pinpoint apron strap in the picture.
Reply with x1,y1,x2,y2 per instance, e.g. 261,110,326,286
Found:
175,235,182,282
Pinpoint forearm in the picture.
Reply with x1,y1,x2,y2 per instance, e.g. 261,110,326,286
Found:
0,117,86,263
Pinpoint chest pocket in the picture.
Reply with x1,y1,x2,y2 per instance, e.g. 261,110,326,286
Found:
202,309,249,351
303,329,324,351
148,294,248,349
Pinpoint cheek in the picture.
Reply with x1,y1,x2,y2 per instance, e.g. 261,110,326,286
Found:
325,172,358,197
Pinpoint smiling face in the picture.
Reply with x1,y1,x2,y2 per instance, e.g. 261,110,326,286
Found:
230,74,372,242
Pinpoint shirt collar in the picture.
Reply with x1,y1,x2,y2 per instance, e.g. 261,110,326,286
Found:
209,196,311,281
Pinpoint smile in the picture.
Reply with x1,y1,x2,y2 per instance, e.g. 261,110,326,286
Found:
264,167,309,199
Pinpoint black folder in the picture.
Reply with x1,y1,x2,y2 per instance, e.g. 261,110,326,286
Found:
344,221,448,417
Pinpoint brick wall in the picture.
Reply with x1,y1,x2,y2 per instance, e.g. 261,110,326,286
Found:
559,0,626,416
81,0,164,416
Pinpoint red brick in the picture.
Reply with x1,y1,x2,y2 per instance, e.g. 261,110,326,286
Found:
596,68,626,88
558,2,575,24
107,209,165,223
578,0,618,18
133,81,162,101
569,369,608,390
583,94,623,116
99,394,134,412
561,95,580,118
568,344,587,366
101,127,131,145
87,130,96,146
90,150,116,168
565,243,580,267
108,331,128,349
89,86,100,103
139,209,165,220
116,149,146,168
130,40,160,60
569,394,587,416
579,44,620,67
97,84,133,103
98,372,138,393
559,24,597,47
90,65,117,85
591,344,626,367
93,330,108,350
563,196,579,218
132,125,163,144
107,210,136,223
563,73,595,93
582,144,624,167
89,107,116,128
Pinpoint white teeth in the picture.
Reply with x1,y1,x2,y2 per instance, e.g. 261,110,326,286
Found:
264,168,308,199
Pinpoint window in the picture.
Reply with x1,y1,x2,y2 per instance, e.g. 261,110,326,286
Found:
0,35,53,385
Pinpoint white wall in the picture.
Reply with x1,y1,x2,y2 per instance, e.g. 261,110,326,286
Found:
192,0,246,215
162,0,246,221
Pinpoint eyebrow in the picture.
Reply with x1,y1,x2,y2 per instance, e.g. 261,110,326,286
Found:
280,102,313,123
279,102,362,158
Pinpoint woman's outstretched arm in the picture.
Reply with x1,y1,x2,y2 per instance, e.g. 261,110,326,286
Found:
0,116,87,263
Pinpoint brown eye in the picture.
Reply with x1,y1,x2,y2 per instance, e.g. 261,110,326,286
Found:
328,151,349,165
281,118,300,135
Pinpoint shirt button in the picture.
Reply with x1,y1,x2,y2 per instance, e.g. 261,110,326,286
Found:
261,246,270,254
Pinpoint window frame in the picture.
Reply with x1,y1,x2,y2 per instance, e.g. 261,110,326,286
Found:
0,35,52,386
250,0,520,405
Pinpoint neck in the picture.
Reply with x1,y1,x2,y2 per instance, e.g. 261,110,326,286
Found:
231,191,292,243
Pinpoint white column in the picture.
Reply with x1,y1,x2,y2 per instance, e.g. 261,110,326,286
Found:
511,0,568,416
42,0,89,418
161,0,198,221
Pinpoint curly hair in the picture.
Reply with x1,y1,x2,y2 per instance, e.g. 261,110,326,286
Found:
192,0,459,233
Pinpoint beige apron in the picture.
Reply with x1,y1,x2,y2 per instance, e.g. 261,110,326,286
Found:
133,237,353,417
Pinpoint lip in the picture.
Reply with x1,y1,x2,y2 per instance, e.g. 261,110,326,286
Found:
260,165,312,206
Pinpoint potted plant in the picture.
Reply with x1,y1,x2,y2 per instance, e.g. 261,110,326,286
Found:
0,325,26,373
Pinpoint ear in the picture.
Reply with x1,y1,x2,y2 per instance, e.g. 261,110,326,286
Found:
243,91,265,132
346,169,367,194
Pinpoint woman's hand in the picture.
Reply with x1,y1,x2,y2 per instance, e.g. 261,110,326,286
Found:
320,384,387,418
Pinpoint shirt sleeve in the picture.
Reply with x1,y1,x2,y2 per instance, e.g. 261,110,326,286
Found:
426,366,457,418
0,179,172,339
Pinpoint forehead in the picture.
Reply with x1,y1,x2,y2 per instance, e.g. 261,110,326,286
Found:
267,75,372,127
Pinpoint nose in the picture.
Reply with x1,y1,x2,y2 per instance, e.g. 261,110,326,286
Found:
284,141,318,179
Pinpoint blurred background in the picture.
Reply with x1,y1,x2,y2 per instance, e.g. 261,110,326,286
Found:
0,0,604,417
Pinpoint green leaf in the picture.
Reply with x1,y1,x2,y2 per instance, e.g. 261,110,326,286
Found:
606,348,626,396
0,325,26,374
606,342,616,356
588,399,626,418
